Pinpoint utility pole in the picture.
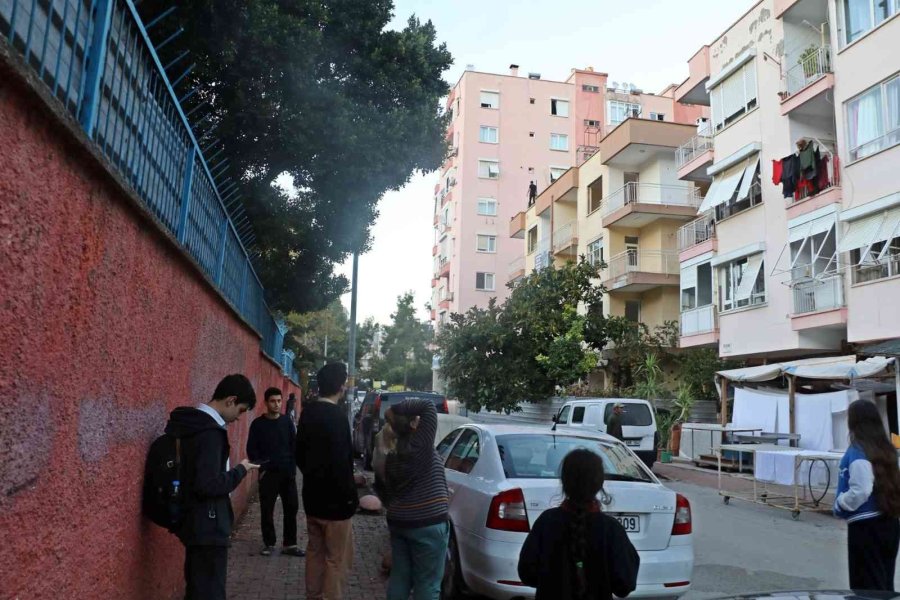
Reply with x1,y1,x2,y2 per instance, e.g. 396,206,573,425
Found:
347,251,359,412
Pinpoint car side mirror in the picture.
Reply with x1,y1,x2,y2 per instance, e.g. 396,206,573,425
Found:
551,415,558,423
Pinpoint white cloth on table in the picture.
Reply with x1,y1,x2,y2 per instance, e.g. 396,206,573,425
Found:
754,449,840,486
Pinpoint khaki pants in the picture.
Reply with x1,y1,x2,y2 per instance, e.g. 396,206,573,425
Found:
305,516,354,600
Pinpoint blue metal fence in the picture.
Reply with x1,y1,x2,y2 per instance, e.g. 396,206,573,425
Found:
1,0,288,361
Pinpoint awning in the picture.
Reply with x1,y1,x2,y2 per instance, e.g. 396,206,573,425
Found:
717,355,894,382
736,154,760,201
734,253,763,301
697,160,746,213
789,214,835,243
838,208,900,260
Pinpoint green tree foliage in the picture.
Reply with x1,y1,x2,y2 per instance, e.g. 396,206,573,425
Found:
369,293,433,390
437,260,605,413
138,1,453,312
285,301,377,372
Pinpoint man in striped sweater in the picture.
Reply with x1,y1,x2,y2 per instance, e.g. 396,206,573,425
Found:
383,399,450,600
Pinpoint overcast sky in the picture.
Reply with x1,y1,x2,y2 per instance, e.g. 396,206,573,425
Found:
337,0,754,325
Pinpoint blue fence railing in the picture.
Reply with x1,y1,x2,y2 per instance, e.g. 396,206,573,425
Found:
1,0,289,361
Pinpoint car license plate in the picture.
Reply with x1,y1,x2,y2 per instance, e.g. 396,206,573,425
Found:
614,514,640,532
625,439,641,447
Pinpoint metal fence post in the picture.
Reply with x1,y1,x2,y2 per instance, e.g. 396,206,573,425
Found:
78,0,115,136
176,147,195,243
215,218,228,285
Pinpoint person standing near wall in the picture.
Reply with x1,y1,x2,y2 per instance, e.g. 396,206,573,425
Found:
834,400,900,592
285,392,299,429
247,387,305,557
296,363,359,600
166,374,260,600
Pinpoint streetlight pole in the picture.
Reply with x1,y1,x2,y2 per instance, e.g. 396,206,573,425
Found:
347,251,359,409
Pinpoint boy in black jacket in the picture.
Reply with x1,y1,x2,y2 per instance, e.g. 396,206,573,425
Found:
165,374,260,600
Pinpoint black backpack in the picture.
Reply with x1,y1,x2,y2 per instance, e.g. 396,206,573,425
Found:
142,433,188,532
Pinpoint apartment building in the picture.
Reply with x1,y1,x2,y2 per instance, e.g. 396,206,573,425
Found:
511,91,707,334
673,0,900,360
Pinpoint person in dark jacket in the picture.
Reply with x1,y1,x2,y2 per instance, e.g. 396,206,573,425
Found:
605,403,625,441
285,392,299,429
383,399,450,600
518,449,639,600
247,387,304,557
297,362,359,600
165,374,260,600
833,400,900,592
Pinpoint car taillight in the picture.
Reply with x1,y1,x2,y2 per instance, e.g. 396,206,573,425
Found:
442,398,449,413
486,489,530,533
672,494,692,535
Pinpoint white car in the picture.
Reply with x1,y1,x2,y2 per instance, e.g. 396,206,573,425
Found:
438,424,693,600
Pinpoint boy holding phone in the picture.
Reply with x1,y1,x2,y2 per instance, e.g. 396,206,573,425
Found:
247,387,305,557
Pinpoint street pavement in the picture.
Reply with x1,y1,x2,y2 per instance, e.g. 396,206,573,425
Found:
226,462,899,600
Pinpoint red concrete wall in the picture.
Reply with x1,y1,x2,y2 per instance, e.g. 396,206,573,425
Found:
0,59,300,598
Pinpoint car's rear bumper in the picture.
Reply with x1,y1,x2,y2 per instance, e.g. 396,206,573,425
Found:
458,530,693,600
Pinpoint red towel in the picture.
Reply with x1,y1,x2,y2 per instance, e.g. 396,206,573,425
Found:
772,159,783,185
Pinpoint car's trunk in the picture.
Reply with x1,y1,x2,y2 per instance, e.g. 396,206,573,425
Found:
516,479,675,551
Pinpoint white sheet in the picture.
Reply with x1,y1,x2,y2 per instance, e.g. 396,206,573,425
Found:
732,387,779,433
754,449,841,486
794,391,853,452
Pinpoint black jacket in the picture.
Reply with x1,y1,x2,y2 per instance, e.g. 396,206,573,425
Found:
165,407,248,547
296,400,359,520
518,507,639,600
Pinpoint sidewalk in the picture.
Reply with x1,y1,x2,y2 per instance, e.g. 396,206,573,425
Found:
227,475,389,600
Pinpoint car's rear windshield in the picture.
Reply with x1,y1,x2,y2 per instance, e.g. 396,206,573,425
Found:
496,434,652,482
604,403,653,426
378,394,447,416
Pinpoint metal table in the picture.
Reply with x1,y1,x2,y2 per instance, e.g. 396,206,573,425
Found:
732,432,802,447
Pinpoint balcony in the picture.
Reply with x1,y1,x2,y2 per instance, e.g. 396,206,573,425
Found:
533,239,552,271
508,256,526,283
677,215,717,260
785,154,842,220
791,275,848,330
676,128,714,182
603,249,680,292
674,45,711,106
439,258,451,278
602,183,701,228
509,211,527,239
599,119,699,169
680,305,719,348
852,253,900,285
438,292,454,310
432,244,438,256
780,47,834,116
553,222,578,256
774,0,802,17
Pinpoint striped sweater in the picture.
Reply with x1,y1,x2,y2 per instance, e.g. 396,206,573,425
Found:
384,399,449,529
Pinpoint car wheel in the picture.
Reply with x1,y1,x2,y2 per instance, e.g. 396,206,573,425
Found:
441,529,468,600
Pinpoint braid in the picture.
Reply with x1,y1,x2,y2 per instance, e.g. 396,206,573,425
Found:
566,501,591,600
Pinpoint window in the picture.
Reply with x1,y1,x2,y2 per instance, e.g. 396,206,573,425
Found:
649,112,665,121
551,99,570,117
710,60,757,132
603,403,653,427
608,100,641,125
556,405,571,425
550,167,567,183
841,208,900,283
477,197,498,216
584,119,601,128
846,74,900,161
588,175,603,214
841,0,900,45
587,238,604,266
718,254,766,312
625,300,641,322
681,287,697,311
495,434,651,481
572,406,586,424
582,84,600,93
475,272,496,291
478,159,500,179
530,98,536,104
479,126,499,144
550,133,569,151
527,226,538,254
437,431,461,459
480,91,499,109
446,429,480,474
476,234,497,253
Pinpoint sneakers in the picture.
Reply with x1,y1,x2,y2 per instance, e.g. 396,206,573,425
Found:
282,546,306,557
260,546,273,556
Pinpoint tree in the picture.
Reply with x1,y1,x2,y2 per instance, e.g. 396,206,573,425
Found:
286,302,378,374
370,293,433,390
138,1,453,312
585,315,678,391
436,260,605,413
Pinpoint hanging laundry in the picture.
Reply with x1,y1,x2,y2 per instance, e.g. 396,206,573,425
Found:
772,159,783,186
797,139,818,181
816,153,830,191
780,154,800,198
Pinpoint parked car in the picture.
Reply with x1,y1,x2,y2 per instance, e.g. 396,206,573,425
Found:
552,398,659,467
438,424,693,600
352,390,449,469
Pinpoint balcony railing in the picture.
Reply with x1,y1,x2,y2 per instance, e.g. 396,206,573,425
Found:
681,304,717,336
783,46,832,97
508,256,525,276
602,183,701,217
676,128,714,169
852,253,900,285
606,249,680,280
792,274,844,314
789,154,840,204
553,222,578,254
677,215,716,251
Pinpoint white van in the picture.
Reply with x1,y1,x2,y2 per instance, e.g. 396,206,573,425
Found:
552,398,658,466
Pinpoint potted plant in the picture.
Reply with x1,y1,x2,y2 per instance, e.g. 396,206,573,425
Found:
669,384,695,457
656,410,677,463
634,353,665,403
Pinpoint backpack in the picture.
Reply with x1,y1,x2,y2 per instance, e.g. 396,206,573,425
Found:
142,433,188,532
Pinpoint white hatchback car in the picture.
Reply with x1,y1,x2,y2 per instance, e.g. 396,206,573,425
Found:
438,424,693,600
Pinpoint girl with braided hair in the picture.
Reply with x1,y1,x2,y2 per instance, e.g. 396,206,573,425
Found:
518,449,639,600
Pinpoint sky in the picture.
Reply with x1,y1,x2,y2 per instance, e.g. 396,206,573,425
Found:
337,0,756,325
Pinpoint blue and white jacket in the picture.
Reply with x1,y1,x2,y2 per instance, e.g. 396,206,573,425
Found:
833,444,880,523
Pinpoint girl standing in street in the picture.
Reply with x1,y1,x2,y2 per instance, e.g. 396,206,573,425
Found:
834,400,900,591
518,449,639,600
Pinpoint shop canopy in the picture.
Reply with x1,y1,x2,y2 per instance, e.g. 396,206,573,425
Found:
716,355,895,383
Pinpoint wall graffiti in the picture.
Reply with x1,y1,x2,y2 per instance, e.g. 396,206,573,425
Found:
77,398,167,463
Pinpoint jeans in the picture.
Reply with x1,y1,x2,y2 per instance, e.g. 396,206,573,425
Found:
259,471,299,547
387,521,450,600
306,516,354,600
